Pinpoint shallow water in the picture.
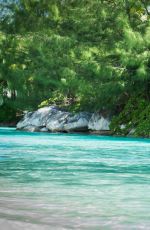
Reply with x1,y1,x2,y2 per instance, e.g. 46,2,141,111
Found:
0,127,150,230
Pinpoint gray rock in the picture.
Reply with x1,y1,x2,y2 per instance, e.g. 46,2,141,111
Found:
16,106,58,130
16,112,33,129
17,106,92,133
64,112,91,132
46,111,91,132
88,113,110,131
22,125,40,132
40,127,49,132
46,111,70,132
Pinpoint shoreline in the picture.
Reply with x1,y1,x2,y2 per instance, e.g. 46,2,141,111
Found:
1,125,149,139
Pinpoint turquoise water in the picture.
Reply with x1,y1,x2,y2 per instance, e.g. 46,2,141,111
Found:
0,127,150,230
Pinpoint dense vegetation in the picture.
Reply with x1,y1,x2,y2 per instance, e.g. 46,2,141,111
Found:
0,0,150,136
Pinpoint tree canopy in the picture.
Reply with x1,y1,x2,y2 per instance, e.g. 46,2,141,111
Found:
0,0,150,135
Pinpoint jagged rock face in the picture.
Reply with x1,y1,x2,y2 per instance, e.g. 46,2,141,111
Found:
16,106,92,132
46,111,70,132
21,125,40,132
16,107,111,133
63,112,92,132
88,113,110,131
16,106,57,130
45,111,92,132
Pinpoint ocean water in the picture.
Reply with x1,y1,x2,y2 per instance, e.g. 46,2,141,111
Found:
0,127,150,230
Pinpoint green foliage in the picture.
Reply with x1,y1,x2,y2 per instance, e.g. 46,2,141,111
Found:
0,0,150,136
0,103,18,123
39,91,67,108
110,98,150,137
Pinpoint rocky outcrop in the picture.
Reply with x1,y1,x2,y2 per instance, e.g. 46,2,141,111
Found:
88,113,110,131
21,125,40,132
16,106,111,133
17,106,92,132
63,112,91,132
46,110,70,132
16,106,57,130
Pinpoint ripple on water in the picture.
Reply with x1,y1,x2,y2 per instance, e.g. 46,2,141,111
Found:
0,127,150,229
